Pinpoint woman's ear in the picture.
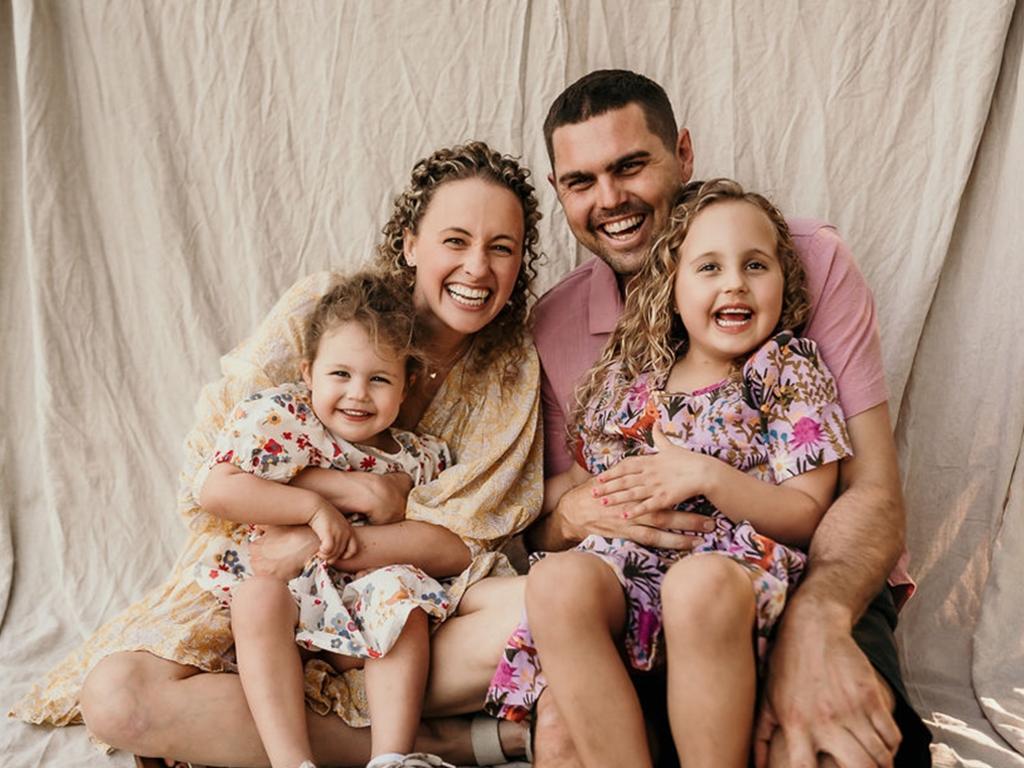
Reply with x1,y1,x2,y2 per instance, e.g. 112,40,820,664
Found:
403,230,417,267
300,359,313,388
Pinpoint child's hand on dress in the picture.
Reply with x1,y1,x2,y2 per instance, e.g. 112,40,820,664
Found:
307,502,358,562
592,425,717,519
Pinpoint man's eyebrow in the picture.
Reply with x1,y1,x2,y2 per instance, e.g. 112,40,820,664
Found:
556,169,594,187
556,150,652,186
609,150,651,171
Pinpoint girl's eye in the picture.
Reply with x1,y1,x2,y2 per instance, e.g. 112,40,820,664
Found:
370,376,392,385
331,370,351,379
746,261,768,271
696,263,718,273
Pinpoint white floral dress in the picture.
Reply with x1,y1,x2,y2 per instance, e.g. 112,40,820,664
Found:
193,381,455,659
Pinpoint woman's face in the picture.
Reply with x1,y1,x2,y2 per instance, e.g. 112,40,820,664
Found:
404,177,524,343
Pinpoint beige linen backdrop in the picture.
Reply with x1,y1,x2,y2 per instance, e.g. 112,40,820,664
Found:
2,1,1023,766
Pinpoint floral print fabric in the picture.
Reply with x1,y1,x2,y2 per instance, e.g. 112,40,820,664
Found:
194,380,457,659
12,271,543,736
486,332,852,722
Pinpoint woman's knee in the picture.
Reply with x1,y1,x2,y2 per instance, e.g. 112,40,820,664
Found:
661,556,755,640
526,552,620,624
80,652,159,749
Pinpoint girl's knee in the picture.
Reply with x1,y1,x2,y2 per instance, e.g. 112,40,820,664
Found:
231,576,296,631
526,552,620,622
661,556,755,638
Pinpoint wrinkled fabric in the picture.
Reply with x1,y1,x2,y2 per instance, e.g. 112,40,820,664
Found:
3,1,1023,766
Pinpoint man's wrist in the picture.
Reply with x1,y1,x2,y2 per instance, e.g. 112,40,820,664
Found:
782,586,855,634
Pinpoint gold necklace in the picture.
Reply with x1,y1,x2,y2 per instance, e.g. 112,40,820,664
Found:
426,338,472,380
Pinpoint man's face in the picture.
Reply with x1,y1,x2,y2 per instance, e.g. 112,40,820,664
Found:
549,103,693,277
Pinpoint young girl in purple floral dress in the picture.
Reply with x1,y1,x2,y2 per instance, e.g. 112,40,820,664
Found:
195,272,455,768
486,179,854,768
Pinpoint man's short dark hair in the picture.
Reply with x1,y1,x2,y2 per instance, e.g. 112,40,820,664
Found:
543,69,679,167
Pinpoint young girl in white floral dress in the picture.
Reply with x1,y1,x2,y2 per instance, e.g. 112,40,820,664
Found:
486,179,854,768
195,272,455,768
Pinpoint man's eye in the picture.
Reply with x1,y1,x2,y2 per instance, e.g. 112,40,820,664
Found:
619,161,643,174
567,179,592,191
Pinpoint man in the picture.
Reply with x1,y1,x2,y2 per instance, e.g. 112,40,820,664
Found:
525,69,931,767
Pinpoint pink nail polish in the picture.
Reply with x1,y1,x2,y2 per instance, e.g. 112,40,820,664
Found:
601,498,608,506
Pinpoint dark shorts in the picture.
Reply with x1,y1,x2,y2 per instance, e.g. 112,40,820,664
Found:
638,587,932,767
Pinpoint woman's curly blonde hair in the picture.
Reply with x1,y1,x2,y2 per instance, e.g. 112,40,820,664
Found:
375,141,542,387
570,178,811,449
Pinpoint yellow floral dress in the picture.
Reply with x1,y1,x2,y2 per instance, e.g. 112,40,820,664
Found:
11,271,543,736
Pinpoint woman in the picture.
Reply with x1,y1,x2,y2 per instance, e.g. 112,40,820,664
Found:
12,141,541,767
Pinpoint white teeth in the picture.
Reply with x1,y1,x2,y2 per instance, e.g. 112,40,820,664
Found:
446,284,490,306
715,308,752,327
601,214,644,236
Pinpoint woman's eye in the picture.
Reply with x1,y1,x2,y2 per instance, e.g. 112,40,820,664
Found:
444,237,466,247
493,244,514,255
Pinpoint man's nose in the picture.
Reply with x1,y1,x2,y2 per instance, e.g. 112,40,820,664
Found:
595,175,627,211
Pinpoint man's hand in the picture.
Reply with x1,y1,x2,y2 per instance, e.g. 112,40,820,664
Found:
754,599,901,768
249,524,319,580
556,473,713,550
592,426,715,518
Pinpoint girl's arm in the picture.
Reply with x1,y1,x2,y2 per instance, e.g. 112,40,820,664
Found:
200,463,355,560
289,467,413,524
331,520,472,578
593,426,835,547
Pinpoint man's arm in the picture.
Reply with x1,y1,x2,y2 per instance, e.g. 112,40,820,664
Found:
756,403,905,768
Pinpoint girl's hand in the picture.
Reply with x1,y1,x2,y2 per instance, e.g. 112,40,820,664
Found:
307,503,358,562
593,425,717,518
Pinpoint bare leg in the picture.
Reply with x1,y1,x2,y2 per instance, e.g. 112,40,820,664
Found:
423,575,526,716
661,555,756,768
231,576,312,768
532,692,584,768
365,608,429,757
527,552,652,768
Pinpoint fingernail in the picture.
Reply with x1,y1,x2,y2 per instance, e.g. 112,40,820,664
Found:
591,487,599,497
601,498,608,506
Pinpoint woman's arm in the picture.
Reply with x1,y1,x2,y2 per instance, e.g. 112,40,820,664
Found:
334,521,471,578
290,467,413,524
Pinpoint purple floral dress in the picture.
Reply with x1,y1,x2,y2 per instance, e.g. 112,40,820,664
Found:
485,332,853,722
193,381,455,661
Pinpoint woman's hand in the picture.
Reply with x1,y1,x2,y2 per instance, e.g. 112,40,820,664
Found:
592,425,718,519
249,524,319,580
308,503,358,562
290,468,412,524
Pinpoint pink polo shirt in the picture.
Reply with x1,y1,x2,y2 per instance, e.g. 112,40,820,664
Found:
534,218,913,605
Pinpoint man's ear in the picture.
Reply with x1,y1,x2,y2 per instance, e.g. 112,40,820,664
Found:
403,230,416,267
300,359,313,388
547,172,557,193
675,127,694,184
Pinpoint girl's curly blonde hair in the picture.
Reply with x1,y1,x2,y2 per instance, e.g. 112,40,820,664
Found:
375,141,542,387
570,178,811,449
